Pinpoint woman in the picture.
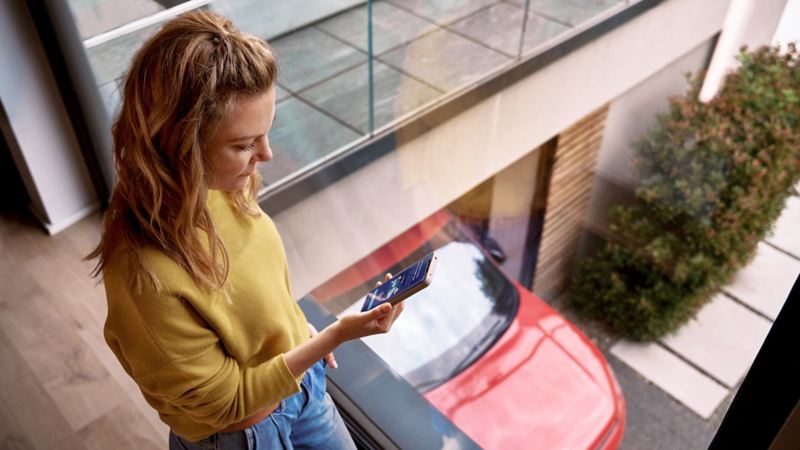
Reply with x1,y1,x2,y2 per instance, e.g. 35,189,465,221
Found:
86,11,403,450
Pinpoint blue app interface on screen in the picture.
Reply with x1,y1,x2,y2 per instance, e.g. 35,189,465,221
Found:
361,254,432,312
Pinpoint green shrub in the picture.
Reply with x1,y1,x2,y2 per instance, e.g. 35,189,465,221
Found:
569,44,800,341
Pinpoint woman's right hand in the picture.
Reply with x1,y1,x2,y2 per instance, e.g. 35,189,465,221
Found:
285,274,403,377
331,273,404,343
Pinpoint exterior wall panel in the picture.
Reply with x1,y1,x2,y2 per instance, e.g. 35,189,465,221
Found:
533,105,609,299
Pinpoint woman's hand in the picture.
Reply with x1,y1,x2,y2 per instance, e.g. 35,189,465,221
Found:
330,273,404,343
308,322,338,369
286,274,403,378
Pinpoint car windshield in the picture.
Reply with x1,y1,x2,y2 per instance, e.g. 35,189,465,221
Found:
321,221,518,392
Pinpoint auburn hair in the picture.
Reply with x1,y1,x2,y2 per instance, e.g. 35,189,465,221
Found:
86,11,278,295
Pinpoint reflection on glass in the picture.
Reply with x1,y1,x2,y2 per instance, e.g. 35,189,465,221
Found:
450,3,568,57
318,221,518,392
74,0,628,188
67,0,166,39
86,23,164,86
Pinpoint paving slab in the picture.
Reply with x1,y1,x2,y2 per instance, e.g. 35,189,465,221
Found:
379,28,512,91
724,242,800,320
210,0,362,41
264,97,361,185
659,293,772,388
503,0,623,26
610,340,729,419
386,0,500,26
271,27,367,93
765,195,800,259
86,22,161,85
274,84,292,102
317,1,439,55
449,2,569,58
299,60,442,133
68,0,163,40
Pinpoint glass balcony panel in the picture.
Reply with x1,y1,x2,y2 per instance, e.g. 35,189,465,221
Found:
505,0,624,28
69,0,632,193
300,60,442,135
211,0,365,41
85,22,163,87
53,1,792,448
378,28,513,92
317,1,438,55
449,3,568,58
262,97,362,185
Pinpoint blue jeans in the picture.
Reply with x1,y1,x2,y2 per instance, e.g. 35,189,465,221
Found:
169,360,356,450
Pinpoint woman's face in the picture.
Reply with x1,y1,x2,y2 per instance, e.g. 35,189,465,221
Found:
206,88,276,191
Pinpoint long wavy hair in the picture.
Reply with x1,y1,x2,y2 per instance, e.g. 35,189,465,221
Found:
86,11,278,295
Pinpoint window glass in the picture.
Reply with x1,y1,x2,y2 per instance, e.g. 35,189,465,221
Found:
315,220,518,392
66,0,626,189
56,2,795,450
68,0,167,39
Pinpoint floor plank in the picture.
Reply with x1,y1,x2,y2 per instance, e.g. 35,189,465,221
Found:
0,331,87,450
0,281,120,431
0,209,169,448
0,400,37,450
77,326,170,437
78,403,166,450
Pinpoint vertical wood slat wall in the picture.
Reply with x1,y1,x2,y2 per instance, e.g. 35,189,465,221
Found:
533,104,609,299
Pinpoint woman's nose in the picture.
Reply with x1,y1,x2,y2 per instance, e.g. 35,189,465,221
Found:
257,137,273,162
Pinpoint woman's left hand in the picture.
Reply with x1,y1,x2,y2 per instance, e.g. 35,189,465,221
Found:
308,322,338,369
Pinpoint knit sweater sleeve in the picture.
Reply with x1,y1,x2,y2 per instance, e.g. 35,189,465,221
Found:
103,270,302,431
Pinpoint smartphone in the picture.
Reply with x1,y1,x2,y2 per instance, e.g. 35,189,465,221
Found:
360,252,438,312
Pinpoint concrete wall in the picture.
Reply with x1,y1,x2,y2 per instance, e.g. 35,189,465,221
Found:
0,1,97,234
774,0,800,45
275,0,741,296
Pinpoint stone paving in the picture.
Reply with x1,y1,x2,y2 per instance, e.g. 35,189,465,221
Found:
610,192,800,421
608,353,718,450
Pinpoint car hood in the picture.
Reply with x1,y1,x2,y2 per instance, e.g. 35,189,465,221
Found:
423,296,618,450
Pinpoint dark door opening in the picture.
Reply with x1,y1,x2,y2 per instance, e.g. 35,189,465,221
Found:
0,102,31,214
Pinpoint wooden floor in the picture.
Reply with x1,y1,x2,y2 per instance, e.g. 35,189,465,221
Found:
0,207,169,449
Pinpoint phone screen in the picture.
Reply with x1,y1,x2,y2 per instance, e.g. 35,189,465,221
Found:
361,253,434,312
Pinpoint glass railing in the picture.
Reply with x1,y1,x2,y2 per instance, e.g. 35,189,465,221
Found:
69,0,633,192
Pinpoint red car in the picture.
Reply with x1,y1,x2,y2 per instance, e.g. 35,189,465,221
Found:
311,210,625,449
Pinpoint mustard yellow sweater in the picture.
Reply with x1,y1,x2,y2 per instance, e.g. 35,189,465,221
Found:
102,190,309,442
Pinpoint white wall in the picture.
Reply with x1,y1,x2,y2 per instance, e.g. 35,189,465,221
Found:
275,0,741,296
700,0,787,101
0,1,98,234
739,0,789,46
587,38,717,228
773,0,800,45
